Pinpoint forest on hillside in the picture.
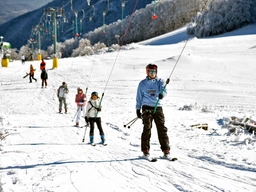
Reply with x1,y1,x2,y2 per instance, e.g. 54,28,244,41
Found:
6,0,256,59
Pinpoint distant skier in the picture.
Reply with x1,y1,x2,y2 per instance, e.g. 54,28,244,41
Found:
29,53,33,61
41,69,48,88
29,64,37,83
57,82,69,113
75,88,87,126
21,55,25,64
40,59,46,70
136,64,170,158
85,91,105,144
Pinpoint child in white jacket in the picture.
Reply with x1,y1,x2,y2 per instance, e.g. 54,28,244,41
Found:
85,91,105,144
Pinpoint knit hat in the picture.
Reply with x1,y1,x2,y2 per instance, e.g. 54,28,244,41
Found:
77,87,83,93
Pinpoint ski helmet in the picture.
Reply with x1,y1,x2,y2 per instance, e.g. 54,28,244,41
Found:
146,64,158,75
91,91,98,96
91,91,99,98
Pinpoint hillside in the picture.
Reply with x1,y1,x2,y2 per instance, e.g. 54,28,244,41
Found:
0,24,256,191
0,0,255,59
0,0,53,24
0,0,152,49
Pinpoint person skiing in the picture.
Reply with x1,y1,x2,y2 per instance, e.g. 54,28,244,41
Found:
136,64,170,158
40,59,46,70
21,55,25,64
75,88,86,126
85,91,105,144
41,69,48,88
29,64,37,83
57,82,69,113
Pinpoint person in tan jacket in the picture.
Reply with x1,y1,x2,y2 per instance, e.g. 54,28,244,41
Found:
57,82,69,113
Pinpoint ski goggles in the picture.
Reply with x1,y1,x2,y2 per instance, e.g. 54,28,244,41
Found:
148,69,157,74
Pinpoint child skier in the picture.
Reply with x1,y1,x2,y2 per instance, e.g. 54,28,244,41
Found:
85,91,105,144
75,88,87,126
29,64,37,83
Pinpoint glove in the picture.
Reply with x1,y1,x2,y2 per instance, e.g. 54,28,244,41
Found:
158,93,163,99
97,108,101,112
85,116,89,124
136,109,142,119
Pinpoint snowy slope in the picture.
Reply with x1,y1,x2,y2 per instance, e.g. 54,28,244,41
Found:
0,24,256,192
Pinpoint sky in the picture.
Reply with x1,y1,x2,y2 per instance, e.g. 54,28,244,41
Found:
0,24,256,192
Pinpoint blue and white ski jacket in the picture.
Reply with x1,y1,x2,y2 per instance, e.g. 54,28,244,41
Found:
136,76,167,110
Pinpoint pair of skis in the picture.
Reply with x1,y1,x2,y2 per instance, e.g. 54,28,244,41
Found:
80,124,107,145
141,155,178,162
90,142,107,146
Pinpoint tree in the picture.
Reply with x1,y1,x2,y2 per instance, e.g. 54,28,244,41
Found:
189,0,255,37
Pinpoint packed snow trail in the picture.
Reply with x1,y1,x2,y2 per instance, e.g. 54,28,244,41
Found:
1,25,256,191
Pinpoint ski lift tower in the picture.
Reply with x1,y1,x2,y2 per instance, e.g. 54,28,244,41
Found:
44,7,64,68
34,25,43,60
0,36,3,58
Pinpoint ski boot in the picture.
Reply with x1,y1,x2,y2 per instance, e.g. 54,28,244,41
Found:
89,135,94,144
100,134,105,144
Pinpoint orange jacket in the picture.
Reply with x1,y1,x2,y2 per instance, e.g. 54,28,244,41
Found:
30,65,36,75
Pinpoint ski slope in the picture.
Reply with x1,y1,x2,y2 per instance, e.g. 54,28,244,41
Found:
0,24,256,192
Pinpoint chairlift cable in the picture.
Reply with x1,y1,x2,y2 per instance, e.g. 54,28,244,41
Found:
153,36,191,114
102,0,138,93
85,55,96,95
95,0,139,117
152,0,211,114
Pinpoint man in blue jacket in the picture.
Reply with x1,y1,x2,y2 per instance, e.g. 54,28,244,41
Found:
136,64,170,158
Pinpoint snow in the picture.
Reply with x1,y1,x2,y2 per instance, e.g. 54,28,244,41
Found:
1,24,256,192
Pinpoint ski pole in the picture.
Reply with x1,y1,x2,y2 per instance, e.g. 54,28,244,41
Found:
82,124,88,142
124,117,138,128
127,118,139,129
124,110,147,128
72,107,80,122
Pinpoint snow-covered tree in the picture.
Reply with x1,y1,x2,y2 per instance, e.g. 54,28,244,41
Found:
55,38,79,58
85,0,206,47
19,45,32,60
72,38,93,57
9,48,19,60
46,0,256,57
189,0,256,37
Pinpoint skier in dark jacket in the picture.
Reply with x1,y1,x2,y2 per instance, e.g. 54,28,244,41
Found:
136,64,170,158
41,69,48,88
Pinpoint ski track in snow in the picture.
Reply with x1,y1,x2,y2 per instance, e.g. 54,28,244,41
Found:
1,25,256,192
